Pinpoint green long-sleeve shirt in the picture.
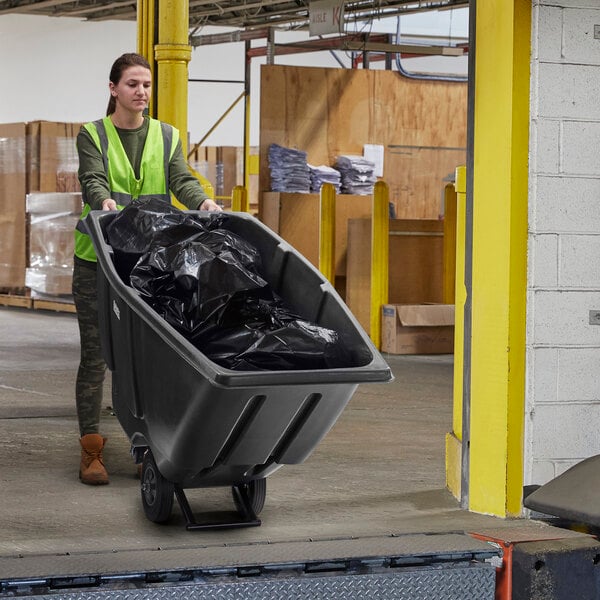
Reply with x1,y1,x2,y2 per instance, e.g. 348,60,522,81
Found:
77,117,208,210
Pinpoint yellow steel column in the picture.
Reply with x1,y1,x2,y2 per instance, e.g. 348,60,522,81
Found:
137,0,156,116
155,0,192,156
445,166,466,500
370,181,389,350
468,0,530,516
319,183,336,284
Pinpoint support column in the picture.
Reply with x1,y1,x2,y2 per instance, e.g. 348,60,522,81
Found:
155,0,192,156
466,0,531,517
137,0,156,116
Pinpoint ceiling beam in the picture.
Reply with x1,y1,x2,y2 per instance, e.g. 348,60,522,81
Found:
0,0,79,14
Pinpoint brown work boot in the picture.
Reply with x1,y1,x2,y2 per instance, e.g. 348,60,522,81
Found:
79,434,109,485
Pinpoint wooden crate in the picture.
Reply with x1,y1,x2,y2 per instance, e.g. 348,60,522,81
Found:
261,191,373,277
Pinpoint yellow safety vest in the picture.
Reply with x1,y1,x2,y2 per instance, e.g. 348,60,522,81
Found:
74,116,178,262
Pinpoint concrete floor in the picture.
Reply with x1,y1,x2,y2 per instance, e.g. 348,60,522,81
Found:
0,305,590,579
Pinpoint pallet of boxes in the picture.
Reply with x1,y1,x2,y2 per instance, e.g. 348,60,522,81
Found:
0,121,82,312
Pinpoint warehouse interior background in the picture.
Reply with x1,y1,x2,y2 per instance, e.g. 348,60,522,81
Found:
0,9,468,146
2,2,600,597
1,0,600,525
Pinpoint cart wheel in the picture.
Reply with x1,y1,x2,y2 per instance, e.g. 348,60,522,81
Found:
140,451,174,523
232,478,267,516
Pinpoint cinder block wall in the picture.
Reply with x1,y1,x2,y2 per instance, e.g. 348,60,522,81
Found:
526,1,600,486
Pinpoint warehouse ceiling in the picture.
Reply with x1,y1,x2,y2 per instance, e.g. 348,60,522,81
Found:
0,0,467,32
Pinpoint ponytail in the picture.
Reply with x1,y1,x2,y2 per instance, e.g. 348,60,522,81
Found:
106,96,116,116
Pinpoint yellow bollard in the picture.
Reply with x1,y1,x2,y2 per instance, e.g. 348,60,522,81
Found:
319,183,336,284
370,181,389,349
443,182,458,304
231,185,249,212
446,165,466,500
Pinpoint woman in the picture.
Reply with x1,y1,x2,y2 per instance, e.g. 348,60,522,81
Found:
74,52,220,485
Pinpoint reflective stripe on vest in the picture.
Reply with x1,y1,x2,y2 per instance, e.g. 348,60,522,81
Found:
75,117,179,262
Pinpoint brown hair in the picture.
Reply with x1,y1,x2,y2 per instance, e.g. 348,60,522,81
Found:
106,53,151,116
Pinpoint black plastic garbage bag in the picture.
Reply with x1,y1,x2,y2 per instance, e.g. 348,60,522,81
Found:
108,200,353,371
105,197,209,282
129,230,269,339
194,297,351,370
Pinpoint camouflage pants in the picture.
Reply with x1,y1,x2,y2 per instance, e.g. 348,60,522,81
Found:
72,259,107,436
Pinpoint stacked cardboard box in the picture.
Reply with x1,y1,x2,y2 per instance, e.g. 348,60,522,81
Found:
0,123,27,289
190,145,259,209
0,121,82,293
27,121,81,194
25,192,82,298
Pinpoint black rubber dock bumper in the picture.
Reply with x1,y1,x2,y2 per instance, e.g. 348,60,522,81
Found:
511,536,600,600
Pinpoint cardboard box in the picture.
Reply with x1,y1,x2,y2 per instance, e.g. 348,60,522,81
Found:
193,146,259,208
382,303,455,355
25,267,74,297
0,121,82,290
0,122,27,288
27,121,82,193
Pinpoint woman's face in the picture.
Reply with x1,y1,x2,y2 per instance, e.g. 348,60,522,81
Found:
110,65,152,114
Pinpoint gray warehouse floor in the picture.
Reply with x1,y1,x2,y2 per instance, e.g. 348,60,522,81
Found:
0,305,592,582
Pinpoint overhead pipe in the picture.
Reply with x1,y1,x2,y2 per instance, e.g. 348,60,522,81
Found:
394,16,468,82
246,35,464,59
190,27,271,46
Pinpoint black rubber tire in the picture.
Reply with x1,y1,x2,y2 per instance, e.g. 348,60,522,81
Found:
141,451,174,523
232,478,267,516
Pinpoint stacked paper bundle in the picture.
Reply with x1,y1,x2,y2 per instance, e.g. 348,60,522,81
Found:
335,155,377,195
268,144,311,193
308,164,342,193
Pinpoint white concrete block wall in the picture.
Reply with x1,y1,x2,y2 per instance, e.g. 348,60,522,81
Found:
526,1,600,487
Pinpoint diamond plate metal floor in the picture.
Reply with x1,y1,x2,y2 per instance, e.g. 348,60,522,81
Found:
6,565,497,600
1,534,499,598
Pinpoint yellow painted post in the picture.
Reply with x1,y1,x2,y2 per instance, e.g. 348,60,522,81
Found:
468,0,530,517
442,182,458,304
445,166,466,500
244,96,251,191
136,0,144,56
370,181,389,349
155,0,192,156
318,183,336,283
231,185,249,213
137,0,155,116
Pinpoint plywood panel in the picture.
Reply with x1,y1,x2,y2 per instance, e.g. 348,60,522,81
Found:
346,218,445,333
261,192,372,276
259,65,467,219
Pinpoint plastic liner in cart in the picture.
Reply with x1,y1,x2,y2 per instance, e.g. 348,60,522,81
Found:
85,206,392,530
